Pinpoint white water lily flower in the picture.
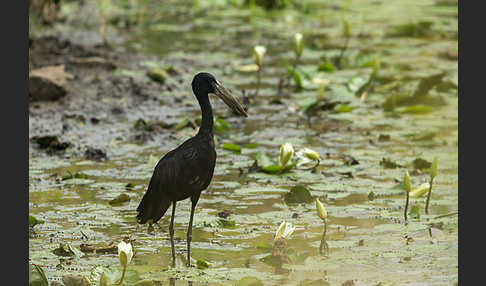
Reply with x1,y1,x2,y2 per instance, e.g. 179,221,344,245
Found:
278,142,294,167
294,33,304,57
311,76,330,86
117,241,133,268
275,221,296,240
302,148,320,161
253,45,266,67
315,198,327,221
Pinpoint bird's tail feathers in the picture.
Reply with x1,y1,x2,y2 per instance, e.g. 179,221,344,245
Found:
136,192,171,224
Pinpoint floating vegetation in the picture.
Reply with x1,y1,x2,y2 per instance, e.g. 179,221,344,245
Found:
29,0,458,284
315,198,329,256
221,142,242,153
284,185,313,204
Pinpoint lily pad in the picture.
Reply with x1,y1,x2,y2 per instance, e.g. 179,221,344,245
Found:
89,265,140,286
29,215,45,228
222,143,242,153
284,185,313,204
236,276,264,286
109,194,131,205
29,264,48,286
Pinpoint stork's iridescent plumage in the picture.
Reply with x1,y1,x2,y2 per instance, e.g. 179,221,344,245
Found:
136,72,248,267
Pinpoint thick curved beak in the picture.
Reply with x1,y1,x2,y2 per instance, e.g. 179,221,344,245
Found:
214,81,248,117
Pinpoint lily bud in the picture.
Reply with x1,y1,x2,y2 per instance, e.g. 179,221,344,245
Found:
404,171,412,193
278,142,294,167
302,148,320,161
117,241,133,268
430,157,438,179
294,33,304,58
253,45,266,68
275,221,296,240
315,198,327,221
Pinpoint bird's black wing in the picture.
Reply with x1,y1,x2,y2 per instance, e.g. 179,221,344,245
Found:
136,138,214,224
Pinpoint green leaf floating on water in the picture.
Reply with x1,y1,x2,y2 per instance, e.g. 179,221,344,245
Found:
388,21,434,37
214,117,231,133
146,69,168,83
412,158,432,171
244,143,259,149
196,258,210,269
221,143,241,153
409,205,421,219
317,61,335,72
255,152,273,168
261,164,282,173
52,243,84,258
29,215,44,228
62,274,92,286
334,104,353,113
29,264,48,286
217,218,236,228
284,185,313,204
261,162,297,174
109,193,131,205
397,105,435,114
347,76,368,93
133,280,155,286
236,276,263,286
89,265,140,286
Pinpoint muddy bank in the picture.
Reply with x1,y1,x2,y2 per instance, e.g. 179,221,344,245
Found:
29,27,203,160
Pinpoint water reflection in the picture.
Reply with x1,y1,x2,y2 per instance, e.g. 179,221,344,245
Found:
169,277,193,286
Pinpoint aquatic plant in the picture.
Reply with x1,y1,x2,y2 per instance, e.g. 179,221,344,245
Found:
117,241,133,285
403,171,412,222
275,221,296,240
293,33,304,66
409,183,431,198
285,33,305,92
315,198,329,256
278,142,294,167
425,157,438,214
297,147,320,170
253,45,266,96
336,18,351,68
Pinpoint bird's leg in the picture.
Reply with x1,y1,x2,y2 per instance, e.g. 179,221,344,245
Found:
169,201,176,267
187,194,200,267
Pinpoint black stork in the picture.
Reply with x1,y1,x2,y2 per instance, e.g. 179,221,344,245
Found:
136,72,248,267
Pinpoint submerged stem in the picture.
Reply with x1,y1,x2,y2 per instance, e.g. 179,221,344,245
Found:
336,36,350,68
404,191,409,222
425,177,434,214
256,68,262,97
302,159,320,171
319,221,329,256
117,265,126,286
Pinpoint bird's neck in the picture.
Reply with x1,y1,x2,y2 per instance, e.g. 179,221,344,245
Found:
197,94,213,137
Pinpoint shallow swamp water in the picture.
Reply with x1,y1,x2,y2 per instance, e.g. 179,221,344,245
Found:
29,0,458,285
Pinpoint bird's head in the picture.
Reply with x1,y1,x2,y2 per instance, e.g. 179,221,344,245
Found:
192,72,248,117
